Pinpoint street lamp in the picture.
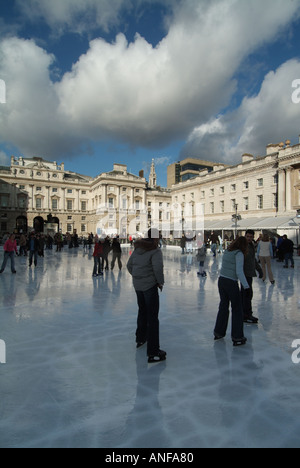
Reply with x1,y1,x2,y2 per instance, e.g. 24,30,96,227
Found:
232,204,242,239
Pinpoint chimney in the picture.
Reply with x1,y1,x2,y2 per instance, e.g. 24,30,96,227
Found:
242,153,254,163
139,170,144,178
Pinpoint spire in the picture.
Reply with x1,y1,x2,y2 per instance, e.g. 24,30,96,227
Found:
149,159,157,188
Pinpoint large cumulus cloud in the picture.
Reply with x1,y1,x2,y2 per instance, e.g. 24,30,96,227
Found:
182,59,300,163
1,0,300,161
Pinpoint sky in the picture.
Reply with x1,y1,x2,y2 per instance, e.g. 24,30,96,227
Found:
1,0,300,187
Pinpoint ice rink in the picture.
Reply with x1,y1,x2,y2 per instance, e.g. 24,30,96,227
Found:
0,245,299,448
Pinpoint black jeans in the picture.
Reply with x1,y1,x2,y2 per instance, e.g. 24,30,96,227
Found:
241,277,253,318
136,285,160,356
214,277,244,340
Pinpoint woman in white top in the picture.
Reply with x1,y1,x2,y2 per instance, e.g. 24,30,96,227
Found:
257,233,275,284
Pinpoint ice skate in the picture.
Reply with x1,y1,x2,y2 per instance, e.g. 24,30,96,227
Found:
244,315,259,324
148,349,167,363
136,341,146,349
232,337,247,347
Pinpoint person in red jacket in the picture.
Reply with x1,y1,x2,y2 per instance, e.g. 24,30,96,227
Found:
92,239,104,277
0,233,17,274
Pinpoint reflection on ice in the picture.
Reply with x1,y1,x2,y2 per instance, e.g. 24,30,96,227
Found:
0,247,299,448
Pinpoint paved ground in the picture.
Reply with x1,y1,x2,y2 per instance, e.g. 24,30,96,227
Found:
0,246,299,448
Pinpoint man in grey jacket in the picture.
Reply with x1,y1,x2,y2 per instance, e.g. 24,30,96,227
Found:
127,228,166,363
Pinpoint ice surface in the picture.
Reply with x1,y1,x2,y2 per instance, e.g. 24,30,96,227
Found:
0,246,300,448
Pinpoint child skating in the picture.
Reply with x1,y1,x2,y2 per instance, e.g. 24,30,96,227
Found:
196,244,207,277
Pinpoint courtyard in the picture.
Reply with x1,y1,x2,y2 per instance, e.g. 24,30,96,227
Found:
0,246,299,448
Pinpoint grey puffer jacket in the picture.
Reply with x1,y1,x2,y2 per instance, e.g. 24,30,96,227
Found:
127,239,164,292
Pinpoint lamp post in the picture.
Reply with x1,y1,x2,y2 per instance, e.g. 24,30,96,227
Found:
232,204,241,239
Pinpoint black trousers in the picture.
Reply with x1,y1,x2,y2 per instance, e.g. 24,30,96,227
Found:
214,277,244,340
136,285,160,356
241,276,253,318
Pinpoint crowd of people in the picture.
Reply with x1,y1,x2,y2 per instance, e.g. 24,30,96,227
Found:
0,227,297,363
127,228,297,362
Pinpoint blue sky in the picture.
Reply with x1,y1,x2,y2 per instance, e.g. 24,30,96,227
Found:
1,0,300,187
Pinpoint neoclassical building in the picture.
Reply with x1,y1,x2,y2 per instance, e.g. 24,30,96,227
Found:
0,138,299,240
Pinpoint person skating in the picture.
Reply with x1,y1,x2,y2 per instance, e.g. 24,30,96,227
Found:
28,232,39,267
0,234,17,274
111,237,122,271
92,239,104,277
241,229,262,324
127,228,166,363
214,236,250,346
257,233,275,284
196,243,207,277
280,235,295,269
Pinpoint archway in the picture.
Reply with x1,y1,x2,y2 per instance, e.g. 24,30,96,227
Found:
33,216,44,233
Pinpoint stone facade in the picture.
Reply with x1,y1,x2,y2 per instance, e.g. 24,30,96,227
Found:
0,139,299,239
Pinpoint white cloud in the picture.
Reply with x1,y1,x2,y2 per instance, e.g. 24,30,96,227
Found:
182,59,300,163
16,0,133,35
0,37,88,159
1,0,300,161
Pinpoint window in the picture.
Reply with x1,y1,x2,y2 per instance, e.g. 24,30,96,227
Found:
52,199,58,210
19,197,27,209
81,224,86,232
257,178,263,187
67,189,73,194
243,197,249,211
0,195,9,207
52,188,58,193
36,198,42,209
243,181,249,190
67,224,73,232
81,201,87,211
210,188,214,196
123,198,127,210
273,193,278,209
210,202,214,214
231,184,236,192
231,199,236,211
67,200,73,210
136,200,140,210
36,187,42,191
109,197,114,209
220,186,225,194
220,200,225,213
257,195,263,209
